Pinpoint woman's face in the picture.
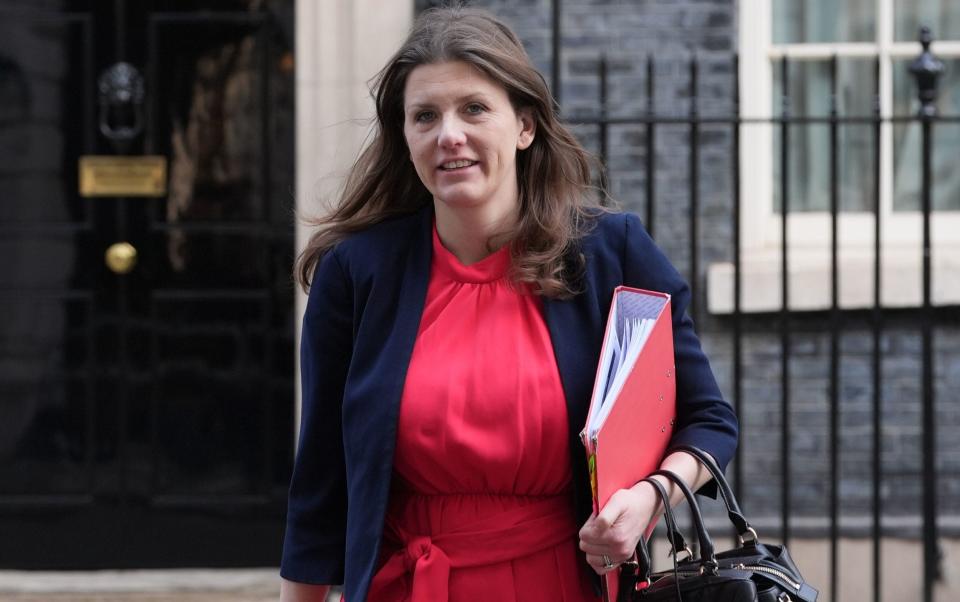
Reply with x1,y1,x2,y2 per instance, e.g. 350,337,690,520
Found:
403,61,535,216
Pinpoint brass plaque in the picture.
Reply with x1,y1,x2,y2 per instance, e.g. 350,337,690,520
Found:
79,155,167,197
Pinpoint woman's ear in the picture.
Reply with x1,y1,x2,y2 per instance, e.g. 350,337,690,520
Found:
516,108,536,150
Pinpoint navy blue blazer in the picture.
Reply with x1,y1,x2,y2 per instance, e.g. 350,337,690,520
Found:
281,206,738,601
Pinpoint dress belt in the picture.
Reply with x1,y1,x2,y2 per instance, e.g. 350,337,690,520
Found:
366,495,576,602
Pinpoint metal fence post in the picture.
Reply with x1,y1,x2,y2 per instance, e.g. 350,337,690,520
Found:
908,25,944,602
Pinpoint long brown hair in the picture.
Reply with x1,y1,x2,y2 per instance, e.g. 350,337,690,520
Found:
295,5,603,298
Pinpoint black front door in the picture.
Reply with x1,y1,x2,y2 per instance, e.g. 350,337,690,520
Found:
0,0,295,568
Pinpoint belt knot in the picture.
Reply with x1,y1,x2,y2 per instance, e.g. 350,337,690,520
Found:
404,535,437,569
368,533,451,601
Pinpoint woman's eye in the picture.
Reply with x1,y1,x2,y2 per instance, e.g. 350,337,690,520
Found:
465,103,485,115
414,111,435,123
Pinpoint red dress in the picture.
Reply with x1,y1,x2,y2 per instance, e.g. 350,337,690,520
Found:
366,224,600,602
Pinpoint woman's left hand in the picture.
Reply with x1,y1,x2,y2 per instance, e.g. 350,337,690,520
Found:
578,481,659,575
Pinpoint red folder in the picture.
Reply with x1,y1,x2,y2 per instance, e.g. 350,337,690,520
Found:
580,286,676,602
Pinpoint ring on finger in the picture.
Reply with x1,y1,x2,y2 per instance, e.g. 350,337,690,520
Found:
602,554,615,569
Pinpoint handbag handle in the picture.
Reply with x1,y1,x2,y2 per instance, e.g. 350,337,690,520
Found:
618,477,689,588
645,479,684,555
649,470,718,574
638,477,683,601
635,477,684,583
668,445,757,543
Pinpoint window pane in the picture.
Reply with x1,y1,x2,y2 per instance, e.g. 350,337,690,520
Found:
772,59,878,213
893,59,960,211
773,0,874,44
895,0,960,42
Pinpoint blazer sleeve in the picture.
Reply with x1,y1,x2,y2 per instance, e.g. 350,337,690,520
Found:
621,213,739,483
280,247,353,585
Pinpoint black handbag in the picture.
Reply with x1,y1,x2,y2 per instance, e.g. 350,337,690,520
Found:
616,446,819,602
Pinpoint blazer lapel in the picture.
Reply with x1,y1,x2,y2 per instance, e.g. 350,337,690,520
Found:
542,295,602,444
381,206,434,441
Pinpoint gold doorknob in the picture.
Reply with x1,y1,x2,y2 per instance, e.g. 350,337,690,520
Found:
105,242,137,274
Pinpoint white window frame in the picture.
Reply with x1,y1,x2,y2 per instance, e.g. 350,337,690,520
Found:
708,0,960,312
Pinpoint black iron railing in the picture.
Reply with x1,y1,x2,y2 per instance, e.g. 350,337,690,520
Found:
553,11,955,602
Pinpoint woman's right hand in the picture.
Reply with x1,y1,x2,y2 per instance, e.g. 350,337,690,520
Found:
279,577,332,601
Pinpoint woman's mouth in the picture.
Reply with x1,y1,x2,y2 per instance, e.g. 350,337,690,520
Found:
439,160,478,171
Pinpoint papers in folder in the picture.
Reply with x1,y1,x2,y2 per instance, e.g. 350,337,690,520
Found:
584,286,675,445
586,313,657,441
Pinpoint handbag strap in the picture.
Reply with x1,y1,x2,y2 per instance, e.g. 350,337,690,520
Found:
640,478,685,601
623,478,690,596
640,483,690,561
668,445,756,543
650,470,718,574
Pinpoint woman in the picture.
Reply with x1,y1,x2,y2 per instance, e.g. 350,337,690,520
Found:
280,6,738,602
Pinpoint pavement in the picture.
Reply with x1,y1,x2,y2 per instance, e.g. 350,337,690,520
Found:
0,569,282,602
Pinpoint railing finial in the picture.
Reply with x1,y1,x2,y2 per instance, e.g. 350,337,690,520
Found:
909,26,945,117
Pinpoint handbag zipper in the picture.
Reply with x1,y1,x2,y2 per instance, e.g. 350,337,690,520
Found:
650,564,801,592
651,563,800,592
733,563,801,591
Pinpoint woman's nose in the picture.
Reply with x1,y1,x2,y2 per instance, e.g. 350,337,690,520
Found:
437,117,466,148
